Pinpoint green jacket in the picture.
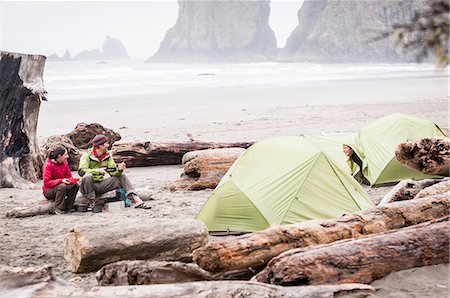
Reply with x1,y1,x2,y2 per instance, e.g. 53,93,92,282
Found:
78,148,122,182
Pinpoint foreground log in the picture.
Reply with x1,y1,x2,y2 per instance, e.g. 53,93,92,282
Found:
395,137,450,176
0,264,374,298
378,178,444,206
193,195,450,273
0,51,47,189
112,140,254,167
66,122,121,149
64,219,208,273
96,260,253,286
170,148,244,191
5,199,53,218
254,217,449,285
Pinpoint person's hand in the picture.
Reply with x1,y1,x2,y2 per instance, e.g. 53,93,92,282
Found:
98,168,107,175
118,162,126,171
62,178,70,184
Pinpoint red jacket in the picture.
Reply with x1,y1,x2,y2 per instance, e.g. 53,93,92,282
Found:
42,159,73,195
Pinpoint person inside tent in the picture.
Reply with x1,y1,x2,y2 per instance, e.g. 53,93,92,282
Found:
78,134,151,210
342,144,369,185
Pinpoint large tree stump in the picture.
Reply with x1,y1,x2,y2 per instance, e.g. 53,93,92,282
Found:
66,122,121,149
112,140,254,167
377,178,444,206
0,264,374,298
170,148,244,191
0,51,47,189
64,219,208,273
395,137,450,176
193,195,450,273
254,217,449,286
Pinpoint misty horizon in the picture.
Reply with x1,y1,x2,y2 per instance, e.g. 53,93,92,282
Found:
0,1,303,59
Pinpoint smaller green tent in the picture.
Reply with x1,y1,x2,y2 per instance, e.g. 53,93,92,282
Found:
354,113,444,186
196,135,374,232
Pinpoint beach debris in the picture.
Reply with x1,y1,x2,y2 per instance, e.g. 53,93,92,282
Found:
96,260,253,285
63,219,208,273
395,137,450,176
377,178,445,206
192,195,450,273
0,264,374,298
0,51,47,189
5,199,54,218
66,122,121,149
170,148,244,191
112,140,254,167
253,216,449,286
415,179,450,199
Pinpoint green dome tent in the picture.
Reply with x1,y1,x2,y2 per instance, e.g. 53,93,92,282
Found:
354,113,445,186
196,135,374,232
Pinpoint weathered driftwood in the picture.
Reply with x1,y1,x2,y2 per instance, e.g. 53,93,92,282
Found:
254,217,449,286
395,137,450,176
96,260,254,286
170,148,244,191
66,122,121,149
193,195,450,273
0,264,374,298
5,187,154,219
64,219,208,273
5,199,54,218
0,51,47,189
112,140,254,167
415,178,450,199
40,134,83,171
378,178,443,206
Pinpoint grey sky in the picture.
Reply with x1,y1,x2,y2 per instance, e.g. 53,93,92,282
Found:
0,0,303,58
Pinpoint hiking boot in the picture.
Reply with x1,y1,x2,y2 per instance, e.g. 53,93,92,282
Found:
53,208,66,215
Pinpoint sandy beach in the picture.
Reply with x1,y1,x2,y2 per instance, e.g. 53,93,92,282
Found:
1,87,449,295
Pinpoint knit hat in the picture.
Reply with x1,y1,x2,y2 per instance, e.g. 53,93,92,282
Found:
92,134,108,147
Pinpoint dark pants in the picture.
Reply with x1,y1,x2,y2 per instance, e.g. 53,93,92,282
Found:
79,173,136,202
44,183,79,211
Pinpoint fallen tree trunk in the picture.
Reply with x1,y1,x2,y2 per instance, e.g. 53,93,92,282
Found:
395,137,450,176
193,195,450,273
254,217,449,286
64,219,208,273
0,51,47,189
415,178,450,199
96,260,253,286
170,148,244,191
378,178,444,206
112,140,254,167
0,265,375,298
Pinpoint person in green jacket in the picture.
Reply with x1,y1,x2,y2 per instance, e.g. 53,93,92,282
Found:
78,134,151,209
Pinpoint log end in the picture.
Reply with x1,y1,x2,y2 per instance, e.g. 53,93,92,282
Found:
63,230,83,273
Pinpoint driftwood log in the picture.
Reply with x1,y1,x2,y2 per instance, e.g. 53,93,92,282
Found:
66,122,121,149
96,260,253,286
415,179,450,199
4,188,154,218
0,51,47,189
395,137,450,176
112,140,254,167
40,134,83,171
64,219,208,273
0,265,374,298
193,195,450,273
377,178,444,206
170,148,244,191
254,217,449,285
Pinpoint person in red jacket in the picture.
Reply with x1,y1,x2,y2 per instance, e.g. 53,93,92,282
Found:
42,145,79,214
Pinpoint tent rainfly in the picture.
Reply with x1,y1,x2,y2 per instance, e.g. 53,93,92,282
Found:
196,135,374,233
354,113,445,186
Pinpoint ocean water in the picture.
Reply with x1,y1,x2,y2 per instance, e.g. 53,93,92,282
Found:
43,59,447,105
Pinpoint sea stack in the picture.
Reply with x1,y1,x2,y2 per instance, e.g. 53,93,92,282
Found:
149,0,277,62
278,0,424,62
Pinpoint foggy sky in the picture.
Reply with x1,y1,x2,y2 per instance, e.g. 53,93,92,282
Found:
0,0,303,58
